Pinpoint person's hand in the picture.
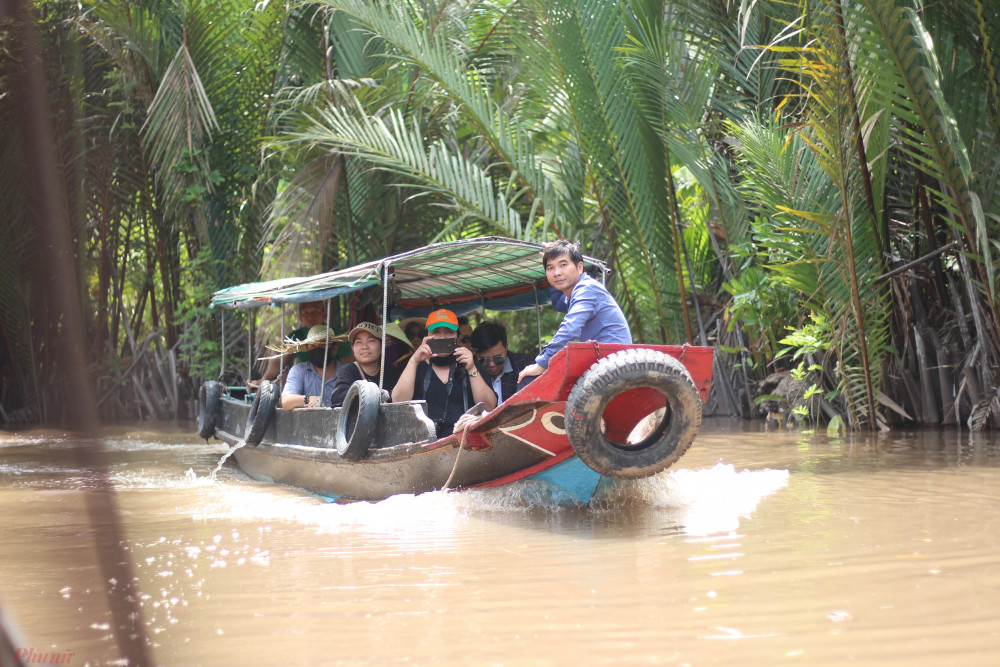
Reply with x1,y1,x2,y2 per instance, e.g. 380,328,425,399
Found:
453,409,489,434
411,337,433,364
517,363,545,384
247,379,261,391
454,346,476,373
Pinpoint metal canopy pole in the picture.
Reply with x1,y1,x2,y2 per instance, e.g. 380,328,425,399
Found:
532,282,543,352
278,304,286,391
247,311,253,387
219,310,226,382
379,262,390,391
321,299,331,375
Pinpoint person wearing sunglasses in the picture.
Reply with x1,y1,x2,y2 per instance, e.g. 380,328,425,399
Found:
470,320,537,404
456,316,474,349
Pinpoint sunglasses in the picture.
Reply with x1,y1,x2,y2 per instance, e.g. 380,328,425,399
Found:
476,355,506,367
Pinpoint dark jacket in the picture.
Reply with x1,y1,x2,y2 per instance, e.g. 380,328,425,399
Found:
496,352,536,403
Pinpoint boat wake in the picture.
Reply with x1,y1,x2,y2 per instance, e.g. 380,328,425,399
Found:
455,462,789,536
181,461,788,540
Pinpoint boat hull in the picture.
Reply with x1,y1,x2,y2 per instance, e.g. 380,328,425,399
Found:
209,342,713,502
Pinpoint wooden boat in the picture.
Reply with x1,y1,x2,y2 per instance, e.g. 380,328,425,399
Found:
198,238,713,503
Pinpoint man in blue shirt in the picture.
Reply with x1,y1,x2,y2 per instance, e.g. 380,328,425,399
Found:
517,240,632,383
280,325,340,408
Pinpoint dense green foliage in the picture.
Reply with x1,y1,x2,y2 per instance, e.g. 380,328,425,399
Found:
2,0,999,429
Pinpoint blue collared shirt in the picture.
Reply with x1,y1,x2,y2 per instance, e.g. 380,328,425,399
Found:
535,272,632,368
282,362,338,406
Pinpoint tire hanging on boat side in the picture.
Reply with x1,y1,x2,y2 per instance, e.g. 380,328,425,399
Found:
564,349,702,478
197,381,223,440
336,380,382,461
244,380,278,446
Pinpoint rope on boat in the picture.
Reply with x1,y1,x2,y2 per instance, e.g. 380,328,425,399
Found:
441,426,469,492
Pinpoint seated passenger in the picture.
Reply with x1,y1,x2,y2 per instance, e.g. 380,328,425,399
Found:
401,317,427,350
470,320,536,404
329,322,403,407
249,300,327,391
280,325,341,409
383,322,414,366
518,239,632,383
391,308,496,439
457,315,474,349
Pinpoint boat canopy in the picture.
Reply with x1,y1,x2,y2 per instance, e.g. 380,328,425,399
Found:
209,237,609,316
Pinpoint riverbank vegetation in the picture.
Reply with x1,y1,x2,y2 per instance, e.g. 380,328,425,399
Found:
2,0,998,430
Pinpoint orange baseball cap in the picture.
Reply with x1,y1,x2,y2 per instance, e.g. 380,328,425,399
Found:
425,308,458,331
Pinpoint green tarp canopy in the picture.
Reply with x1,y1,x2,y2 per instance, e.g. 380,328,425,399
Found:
210,237,608,315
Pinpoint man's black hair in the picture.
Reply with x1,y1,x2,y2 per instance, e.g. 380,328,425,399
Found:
470,320,508,351
457,315,470,326
542,239,584,268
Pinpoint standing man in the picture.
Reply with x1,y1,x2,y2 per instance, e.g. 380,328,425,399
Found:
517,240,631,383
392,308,496,438
470,320,536,403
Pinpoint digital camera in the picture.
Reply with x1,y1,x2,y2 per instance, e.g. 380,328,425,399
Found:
427,337,458,355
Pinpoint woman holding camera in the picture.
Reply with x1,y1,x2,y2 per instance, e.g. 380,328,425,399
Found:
391,308,496,438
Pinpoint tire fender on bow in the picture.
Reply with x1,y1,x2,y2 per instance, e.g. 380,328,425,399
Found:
565,349,702,478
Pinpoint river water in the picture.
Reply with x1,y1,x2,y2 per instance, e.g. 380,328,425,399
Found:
1,419,999,665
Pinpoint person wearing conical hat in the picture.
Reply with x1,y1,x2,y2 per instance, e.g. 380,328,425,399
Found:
383,322,414,366
279,325,342,409
329,322,404,408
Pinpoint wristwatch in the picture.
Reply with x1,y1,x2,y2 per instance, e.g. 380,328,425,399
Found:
468,369,479,377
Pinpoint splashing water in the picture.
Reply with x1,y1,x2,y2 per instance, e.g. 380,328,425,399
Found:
451,462,790,535
210,440,248,481
591,462,789,534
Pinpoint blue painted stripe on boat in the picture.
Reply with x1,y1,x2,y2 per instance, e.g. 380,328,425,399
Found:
531,456,602,504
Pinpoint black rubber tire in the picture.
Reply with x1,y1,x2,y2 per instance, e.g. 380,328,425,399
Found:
244,380,278,446
336,380,381,461
565,349,702,479
197,381,223,440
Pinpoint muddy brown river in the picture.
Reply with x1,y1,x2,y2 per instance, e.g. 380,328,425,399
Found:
1,418,999,665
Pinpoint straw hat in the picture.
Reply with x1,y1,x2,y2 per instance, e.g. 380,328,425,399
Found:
263,325,346,358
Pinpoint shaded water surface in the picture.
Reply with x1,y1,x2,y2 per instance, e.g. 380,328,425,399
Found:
2,419,1000,665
